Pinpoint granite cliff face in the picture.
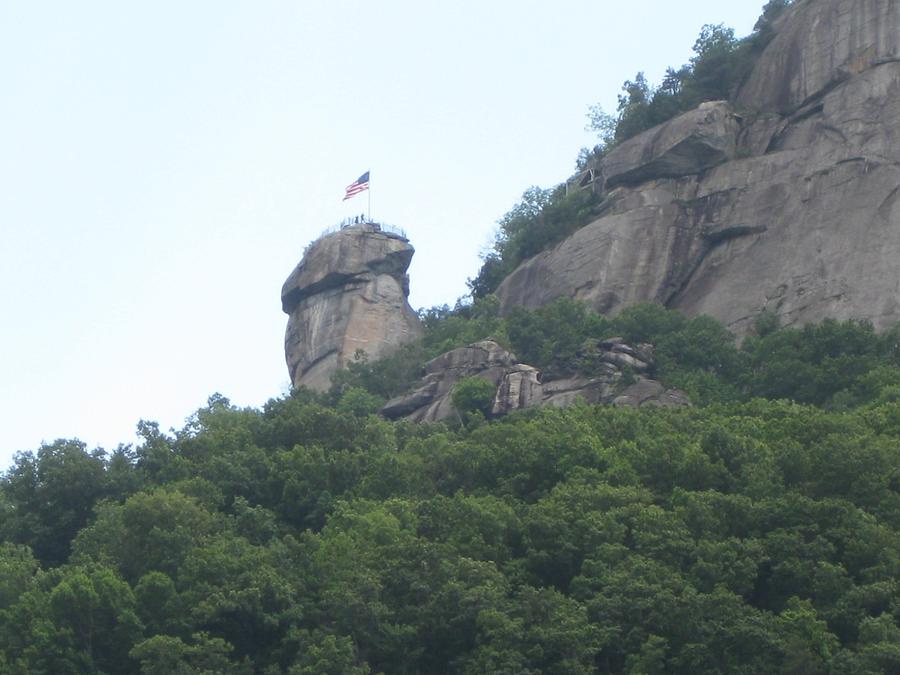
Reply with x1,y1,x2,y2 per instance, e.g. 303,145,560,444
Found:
279,226,688,416
497,0,900,334
281,223,422,391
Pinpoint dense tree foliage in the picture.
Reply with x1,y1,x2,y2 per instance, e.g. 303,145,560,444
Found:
5,2,899,670
468,186,599,298
585,0,794,155
329,296,900,412
2,303,899,673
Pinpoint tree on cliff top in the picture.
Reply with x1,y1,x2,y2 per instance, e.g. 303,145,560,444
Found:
475,1,797,296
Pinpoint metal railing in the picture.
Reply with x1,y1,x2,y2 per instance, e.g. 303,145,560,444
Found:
304,219,408,253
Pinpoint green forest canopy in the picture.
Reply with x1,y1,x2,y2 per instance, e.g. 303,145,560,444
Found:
2,301,899,673
4,1,899,670
337,298,900,411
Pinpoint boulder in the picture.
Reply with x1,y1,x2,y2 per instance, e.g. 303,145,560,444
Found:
613,379,690,408
601,101,740,189
382,338,689,422
596,338,654,372
424,339,516,376
381,340,528,423
492,364,543,416
281,223,422,391
613,379,665,407
541,375,617,408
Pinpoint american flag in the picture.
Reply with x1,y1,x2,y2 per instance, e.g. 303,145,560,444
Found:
343,171,370,201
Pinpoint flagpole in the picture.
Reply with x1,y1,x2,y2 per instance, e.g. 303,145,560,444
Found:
368,170,372,223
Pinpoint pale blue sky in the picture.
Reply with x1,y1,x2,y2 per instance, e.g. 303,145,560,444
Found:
0,1,764,467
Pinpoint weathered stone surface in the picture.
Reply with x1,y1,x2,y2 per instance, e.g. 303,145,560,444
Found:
496,178,705,317
492,364,543,416
613,379,665,407
381,340,527,423
596,338,654,373
613,379,691,409
601,101,740,189
648,388,693,408
673,60,900,333
382,338,689,422
379,381,438,419
736,0,900,114
424,339,516,376
541,375,616,408
282,224,422,391
497,0,900,335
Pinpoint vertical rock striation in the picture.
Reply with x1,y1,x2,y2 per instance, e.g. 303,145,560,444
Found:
281,223,422,391
496,0,900,334
735,0,899,115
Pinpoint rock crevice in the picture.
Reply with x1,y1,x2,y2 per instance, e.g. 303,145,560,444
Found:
381,339,689,423
497,0,900,335
281,223,423,391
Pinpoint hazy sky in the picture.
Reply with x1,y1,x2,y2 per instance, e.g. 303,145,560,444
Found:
0,1,765,468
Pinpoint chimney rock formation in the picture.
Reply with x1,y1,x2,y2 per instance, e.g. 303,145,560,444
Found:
281,223,423,391
497,0,900,334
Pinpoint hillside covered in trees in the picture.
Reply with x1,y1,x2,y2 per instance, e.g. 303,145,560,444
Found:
2,301,899,673
5,0,900,670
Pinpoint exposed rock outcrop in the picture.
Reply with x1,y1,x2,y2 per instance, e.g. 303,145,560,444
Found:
281,223,423,391
614,379,691,408
381,339,689,423
493,364,544,416
497,0,900,334
380,340,528,422
735,0,900,114
601,101,741,189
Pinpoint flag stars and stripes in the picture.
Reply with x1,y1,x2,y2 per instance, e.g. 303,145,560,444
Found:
343,171,370,201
